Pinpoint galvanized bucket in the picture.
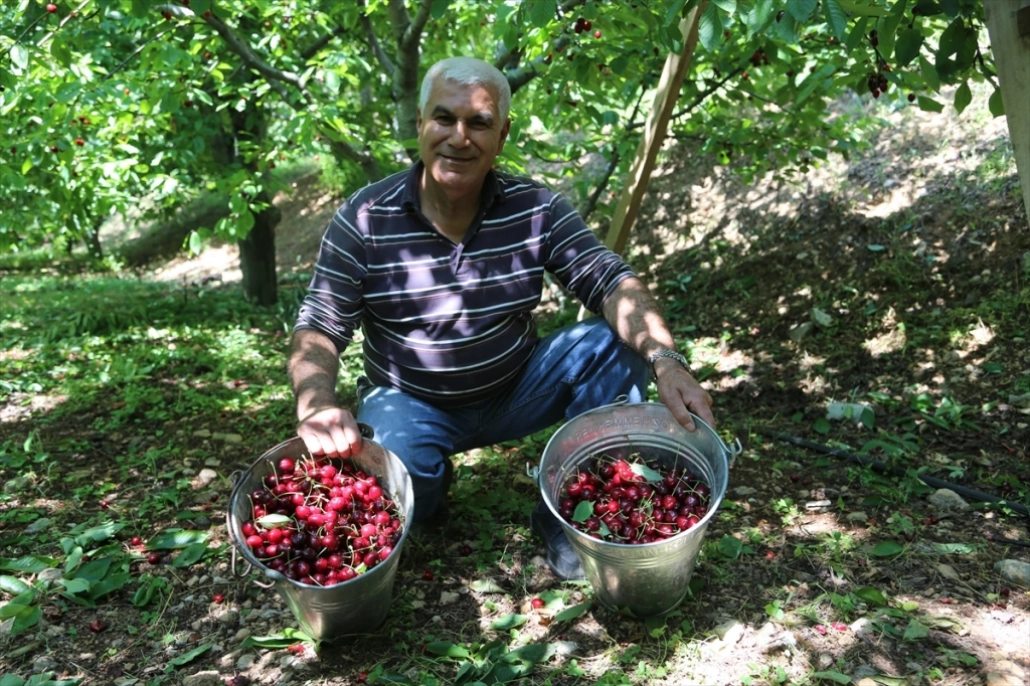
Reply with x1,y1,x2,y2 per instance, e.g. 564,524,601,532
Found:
537,402,736,618
227,431,414,641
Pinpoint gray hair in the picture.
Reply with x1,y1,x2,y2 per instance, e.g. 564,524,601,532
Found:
418,57,512,122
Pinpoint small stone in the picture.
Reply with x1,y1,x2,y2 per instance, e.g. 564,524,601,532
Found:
789,322,815,342
439,591,460,605
234,628,251,642
181,671,223,686
37,568,63,582
846,511,868,523
733,486,757,496
995,559,1030,588
193,429,212,438
221,434,243,444
218,609,241,626
196,468,218,487
817,653,833,668
32,656,58,672
712,618,745,645
986,674,1023,686
25,518,52,534
928,488,970,512
236,653,257,669
936,563,961,581
805,499,832,511
3,475,33,494
850,617,876,638
203,458,221,468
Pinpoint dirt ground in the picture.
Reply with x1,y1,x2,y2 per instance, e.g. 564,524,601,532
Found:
5,90,1030,686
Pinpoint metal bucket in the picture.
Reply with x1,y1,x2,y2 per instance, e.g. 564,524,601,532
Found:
537,402,735,618
227,432,414,641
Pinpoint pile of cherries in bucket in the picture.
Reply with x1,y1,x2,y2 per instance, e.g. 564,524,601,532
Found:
239,455,403,586
556,455,711,544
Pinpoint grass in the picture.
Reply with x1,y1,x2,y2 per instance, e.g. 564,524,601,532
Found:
1,95,1029,684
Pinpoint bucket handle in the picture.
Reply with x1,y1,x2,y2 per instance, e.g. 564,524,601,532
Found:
724,435,743,467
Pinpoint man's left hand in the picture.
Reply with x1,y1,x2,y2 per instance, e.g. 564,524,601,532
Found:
654,359,715,432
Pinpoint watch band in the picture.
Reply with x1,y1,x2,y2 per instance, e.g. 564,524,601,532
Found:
647,348,689,380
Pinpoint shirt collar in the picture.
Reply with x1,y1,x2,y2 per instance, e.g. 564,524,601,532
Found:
402,160,505,213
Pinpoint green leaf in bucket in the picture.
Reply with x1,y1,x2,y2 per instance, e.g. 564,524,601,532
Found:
572,501,593,523
629,462,663,482
256,514,293,529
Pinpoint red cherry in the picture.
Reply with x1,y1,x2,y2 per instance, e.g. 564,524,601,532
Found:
531,597,545,609
74,138,84,146
147,552,162,565
46,3,58,12
213,593,225,604
89,619,108,632
422,569,434,581
593,30,601,39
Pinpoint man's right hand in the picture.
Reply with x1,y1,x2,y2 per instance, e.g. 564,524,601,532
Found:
297,407,362,458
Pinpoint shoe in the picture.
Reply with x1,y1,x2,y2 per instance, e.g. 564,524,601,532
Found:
530,501,585,581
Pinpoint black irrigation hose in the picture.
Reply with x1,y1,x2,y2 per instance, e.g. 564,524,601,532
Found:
759,429,1030,519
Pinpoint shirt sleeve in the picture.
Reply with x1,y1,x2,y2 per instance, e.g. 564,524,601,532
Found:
293,200,368,354
543,192,637,314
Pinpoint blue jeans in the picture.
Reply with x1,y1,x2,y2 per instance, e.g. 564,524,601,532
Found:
356,317,649,522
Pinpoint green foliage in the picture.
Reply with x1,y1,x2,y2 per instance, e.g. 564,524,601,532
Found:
1,0,1001,269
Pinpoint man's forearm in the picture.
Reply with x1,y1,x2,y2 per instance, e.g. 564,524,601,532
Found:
601,276,679,361
287,329,342,421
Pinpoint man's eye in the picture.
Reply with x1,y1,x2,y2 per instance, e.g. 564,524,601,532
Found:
436,116,455,124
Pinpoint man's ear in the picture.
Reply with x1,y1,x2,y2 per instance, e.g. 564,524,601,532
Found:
497,118,512,151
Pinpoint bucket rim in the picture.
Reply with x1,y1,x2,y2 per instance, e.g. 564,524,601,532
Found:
226,435,413,591
538,401,730,550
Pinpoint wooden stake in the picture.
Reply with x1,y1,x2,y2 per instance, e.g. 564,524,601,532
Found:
604,3,708,255
984,0,1030,225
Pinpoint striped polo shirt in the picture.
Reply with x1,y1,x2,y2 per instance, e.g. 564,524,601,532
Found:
294,161,636,408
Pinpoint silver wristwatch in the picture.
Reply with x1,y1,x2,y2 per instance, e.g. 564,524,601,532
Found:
647,348,689,380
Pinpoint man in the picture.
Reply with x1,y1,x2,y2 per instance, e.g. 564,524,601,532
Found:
288,56,715,580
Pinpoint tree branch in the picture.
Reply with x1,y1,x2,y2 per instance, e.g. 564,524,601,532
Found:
202,11,311,103
358,0,395,73
402,0,435,52
300,25,348,62
103,25,180,81
386,0,410,46
633,67,742,130
578,85,646,221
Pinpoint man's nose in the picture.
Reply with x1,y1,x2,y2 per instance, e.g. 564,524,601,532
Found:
449,121,471,146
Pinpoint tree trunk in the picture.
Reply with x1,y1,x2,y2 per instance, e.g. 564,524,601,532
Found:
239,190,281,306
86,215,104,260
228,97,282,305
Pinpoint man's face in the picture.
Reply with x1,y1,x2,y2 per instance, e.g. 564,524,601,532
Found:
417,76,510,199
